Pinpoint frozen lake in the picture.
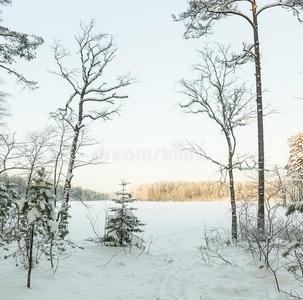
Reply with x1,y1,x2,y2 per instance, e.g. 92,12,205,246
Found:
2,200,300,300
68,200,232,241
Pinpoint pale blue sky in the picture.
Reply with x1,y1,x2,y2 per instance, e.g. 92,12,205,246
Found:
2,0,303,192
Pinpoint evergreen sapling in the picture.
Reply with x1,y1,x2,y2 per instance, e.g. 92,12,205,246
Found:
103,179,144,247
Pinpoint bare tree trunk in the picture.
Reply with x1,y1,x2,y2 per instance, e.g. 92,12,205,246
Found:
252,1,265,231
63,99,83,205
58,102,83,237
25,167,34,199
27,225,34,289
282,188,287,207
53,130,66,207
228,156,237,241
63,128,80,204
226,130,237,242
57,127,80,237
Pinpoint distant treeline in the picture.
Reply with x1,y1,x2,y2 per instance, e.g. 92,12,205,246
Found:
69,186,112,201
1,172,287,202
133,180,282,202
0,174,111,201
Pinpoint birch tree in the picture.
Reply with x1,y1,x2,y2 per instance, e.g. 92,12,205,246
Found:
174,0,303,231
52,21,134,235
179,45,254,241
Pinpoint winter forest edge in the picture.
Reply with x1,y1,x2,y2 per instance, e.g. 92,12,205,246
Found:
1,0,303,299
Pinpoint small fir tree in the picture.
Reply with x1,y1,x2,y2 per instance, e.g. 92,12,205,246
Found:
19,168,57,289
103,179,144,247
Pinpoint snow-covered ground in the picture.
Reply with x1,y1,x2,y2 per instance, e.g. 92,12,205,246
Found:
0,201,302,299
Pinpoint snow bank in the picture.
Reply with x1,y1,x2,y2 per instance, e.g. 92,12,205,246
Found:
1,201,302,299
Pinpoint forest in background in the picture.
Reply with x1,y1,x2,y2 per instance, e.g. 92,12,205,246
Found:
133,180,288,202
0,171,294,203
0,173,111,201
0,172,289,203
1,0,303,292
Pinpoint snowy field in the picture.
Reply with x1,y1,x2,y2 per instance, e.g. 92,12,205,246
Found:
0,201,302,299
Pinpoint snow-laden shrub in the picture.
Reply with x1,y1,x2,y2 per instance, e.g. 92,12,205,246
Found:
1,168,81,288
286,201,303,215
283,205,303,283
20,168,57,242
0,181,20,249
19,168,57,286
